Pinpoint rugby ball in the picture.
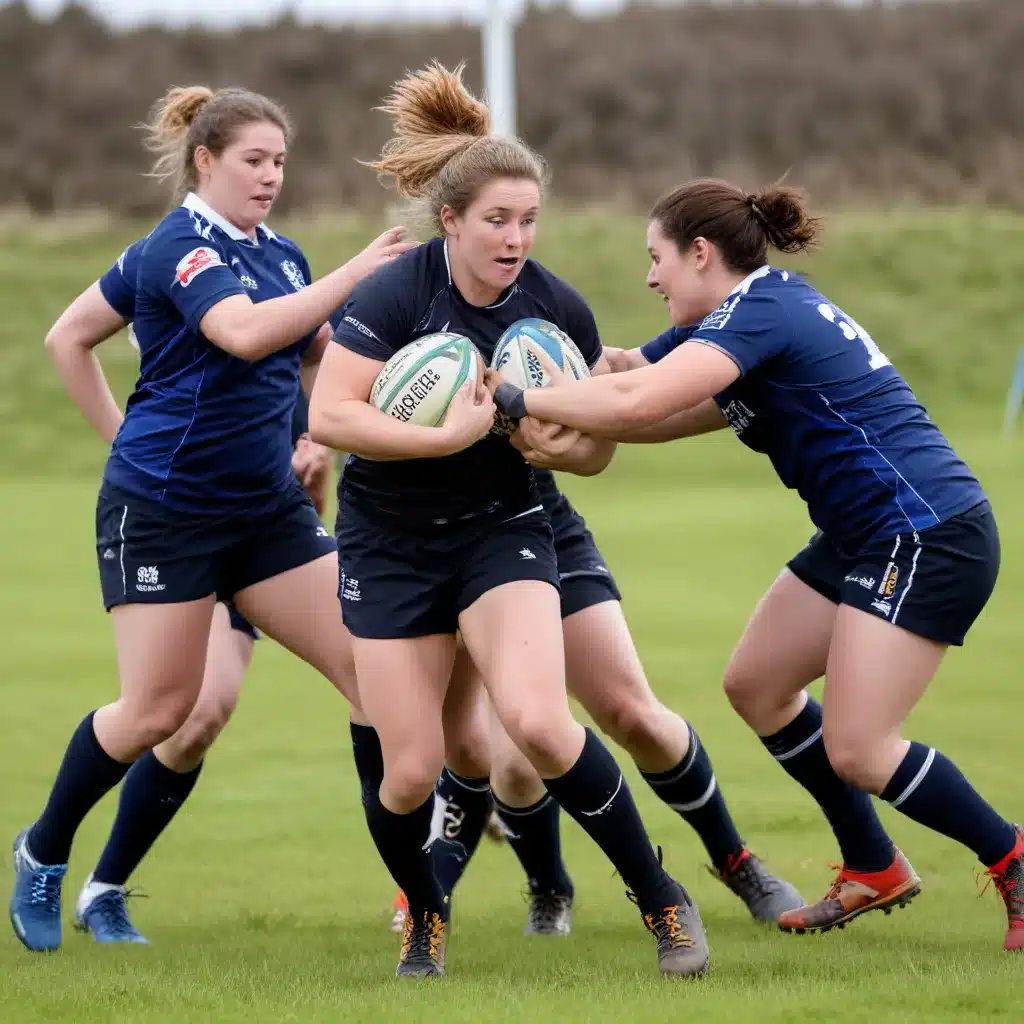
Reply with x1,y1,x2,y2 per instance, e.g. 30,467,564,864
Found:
370,332,480,427
490,318,591,388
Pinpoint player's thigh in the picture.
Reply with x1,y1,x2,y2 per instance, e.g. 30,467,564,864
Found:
353,633,455,793
457,509,570,741
96,484,221,720
109,599,216,725
233,553,359,706
822,504,999,783
197,601,255,718
441,638,492,777
488,696,546,805
724,534,840,709
562,596,658,725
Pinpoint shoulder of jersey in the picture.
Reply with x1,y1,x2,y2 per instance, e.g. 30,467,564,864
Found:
694,267,787,333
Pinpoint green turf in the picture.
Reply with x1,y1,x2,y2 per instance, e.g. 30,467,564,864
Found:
1,212,1023,1019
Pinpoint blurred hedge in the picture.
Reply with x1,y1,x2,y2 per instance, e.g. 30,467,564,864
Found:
0,1,1021,214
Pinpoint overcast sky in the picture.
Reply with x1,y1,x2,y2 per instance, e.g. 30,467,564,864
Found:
20,0,648,29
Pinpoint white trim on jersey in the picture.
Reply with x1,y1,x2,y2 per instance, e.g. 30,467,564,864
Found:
182,192,277,245
728,264,772,297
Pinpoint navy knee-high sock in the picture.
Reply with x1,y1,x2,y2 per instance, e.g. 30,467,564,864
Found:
28,712,132,866
350,721,384,806
429,767,491,895
543,729,675,910
881,742,1017,866
641,724,745,870
91,751,203,886
760,698,895,872
363,790,445,917
493,794,574,896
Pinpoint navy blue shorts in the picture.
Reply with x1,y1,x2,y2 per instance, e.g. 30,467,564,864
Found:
335,495,560,639
787,502,999,646
551,505,621,619
226,603,260,641
96,480,336,610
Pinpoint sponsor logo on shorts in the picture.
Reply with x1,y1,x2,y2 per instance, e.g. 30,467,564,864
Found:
519,548,537,560
316,525,329,538
340,570,362,602
175,247,223,287
102,548,116,561
136,565,166,593
845,573,876,590
879,563,899,597
870,598,892,617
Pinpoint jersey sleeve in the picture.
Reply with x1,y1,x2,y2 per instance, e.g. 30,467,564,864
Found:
139,221,247,333
640,325,694,364
331,260,418,362
689,291,788,376
98,239,145,319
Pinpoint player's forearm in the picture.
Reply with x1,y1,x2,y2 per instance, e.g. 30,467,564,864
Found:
309,399,454,462
596,400,727,443
522,370,660,434
206,266,359,362
47,344,123,444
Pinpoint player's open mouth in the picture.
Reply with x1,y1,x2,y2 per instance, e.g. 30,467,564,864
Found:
495,257,519,267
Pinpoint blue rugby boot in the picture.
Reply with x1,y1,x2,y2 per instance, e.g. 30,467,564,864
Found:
74,875,149,944
10,828,67,952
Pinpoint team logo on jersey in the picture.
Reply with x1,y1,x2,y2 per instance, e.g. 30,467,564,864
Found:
280,260,307,292
699,293,742,332
175,247,223,287
238,273,259,290
879,563,899,598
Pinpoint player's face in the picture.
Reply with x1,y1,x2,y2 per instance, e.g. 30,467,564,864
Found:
446,177,541,302
646,219,714,326
197,121,287,234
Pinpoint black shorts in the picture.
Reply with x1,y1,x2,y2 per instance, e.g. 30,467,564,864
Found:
787,502,999,646
226,603,260,641
96,480,336,611
552,507,621,619
335,496,560,639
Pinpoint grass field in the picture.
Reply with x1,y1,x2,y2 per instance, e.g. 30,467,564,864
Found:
1,211,1023,1021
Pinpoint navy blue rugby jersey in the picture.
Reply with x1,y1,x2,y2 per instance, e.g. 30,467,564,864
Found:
645,266,985,551
332,237,603,519
101,194,318,513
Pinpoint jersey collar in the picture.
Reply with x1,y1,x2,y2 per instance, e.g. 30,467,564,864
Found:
182,192,277,245
442,237,517,309
728,265,772,296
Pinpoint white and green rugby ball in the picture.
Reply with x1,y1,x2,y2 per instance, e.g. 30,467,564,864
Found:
370,332,480,427
490,318,590,388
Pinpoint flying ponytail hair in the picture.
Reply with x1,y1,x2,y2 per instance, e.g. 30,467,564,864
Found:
367,62,548,235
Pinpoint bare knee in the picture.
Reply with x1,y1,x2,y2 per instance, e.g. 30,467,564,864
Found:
822,728,896,794
158,691,238,767
491,744,542,804
384,742,446,810
444,726,491,780
588,689,658,750
501,706,578,777
121,695,197,753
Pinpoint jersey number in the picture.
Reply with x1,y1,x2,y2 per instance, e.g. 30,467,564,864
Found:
816,303,890,370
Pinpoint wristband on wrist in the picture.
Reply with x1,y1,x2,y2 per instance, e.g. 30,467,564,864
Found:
492,381,528,422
